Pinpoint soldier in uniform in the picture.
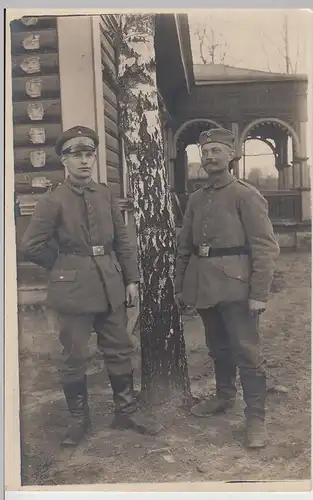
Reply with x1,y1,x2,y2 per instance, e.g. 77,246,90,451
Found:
175,128,280,448
21,125,162,447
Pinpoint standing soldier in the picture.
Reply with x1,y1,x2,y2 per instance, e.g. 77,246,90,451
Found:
21,126,162,447
175,128,280,448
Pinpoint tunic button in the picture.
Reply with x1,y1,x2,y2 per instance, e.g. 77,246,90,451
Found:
60,276,64,280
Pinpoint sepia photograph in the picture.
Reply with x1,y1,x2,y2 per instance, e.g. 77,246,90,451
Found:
5,7,312,490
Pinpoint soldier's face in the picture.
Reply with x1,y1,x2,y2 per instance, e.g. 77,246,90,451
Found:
61,150,96,182
201,142,234,174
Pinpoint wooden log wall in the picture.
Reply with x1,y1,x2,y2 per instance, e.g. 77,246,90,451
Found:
10,16,64,203
100,15,123,198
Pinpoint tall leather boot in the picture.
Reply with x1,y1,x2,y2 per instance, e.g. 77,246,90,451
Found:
191,359,237,417
108,373,163,436
240,368,268,448
61,375,91,447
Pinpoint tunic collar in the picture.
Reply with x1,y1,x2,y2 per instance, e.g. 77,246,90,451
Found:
203,170,236,190
64,176,100,194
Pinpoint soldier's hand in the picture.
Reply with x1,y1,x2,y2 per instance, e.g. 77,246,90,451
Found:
125,282,139,308
175,292,185,310
249,299,266,316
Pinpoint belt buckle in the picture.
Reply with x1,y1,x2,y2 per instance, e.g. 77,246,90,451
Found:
92,245,105,256
199,244,211,257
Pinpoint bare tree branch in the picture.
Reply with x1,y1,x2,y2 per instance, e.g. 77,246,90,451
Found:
261,14,300,74
191,21,232,65
261,31,287,65
194,26,208,64
220,39,228,65
261,36,272,72
283,16,291,73
294,35,300,74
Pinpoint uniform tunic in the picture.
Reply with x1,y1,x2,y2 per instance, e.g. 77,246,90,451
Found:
21,177,140,315
175,171,280,309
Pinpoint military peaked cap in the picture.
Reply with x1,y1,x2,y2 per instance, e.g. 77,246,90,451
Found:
199,127,236,149
55,125,99,156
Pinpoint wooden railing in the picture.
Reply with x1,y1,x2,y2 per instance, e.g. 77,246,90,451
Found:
175,188,303,226
261,189,302,222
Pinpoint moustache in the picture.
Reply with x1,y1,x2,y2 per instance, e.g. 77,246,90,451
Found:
203,159,218,165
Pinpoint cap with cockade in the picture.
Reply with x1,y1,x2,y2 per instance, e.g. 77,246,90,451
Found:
199,128,236,149
55,125,99,156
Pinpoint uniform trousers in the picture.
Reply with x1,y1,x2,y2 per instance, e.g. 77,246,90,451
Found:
57,304,134,384
197,300,267,418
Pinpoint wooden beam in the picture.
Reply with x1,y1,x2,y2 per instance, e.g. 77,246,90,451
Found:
11,28,58,54
13,123,62,147
174,14,191,94
13,99,61,124
12,74,61,100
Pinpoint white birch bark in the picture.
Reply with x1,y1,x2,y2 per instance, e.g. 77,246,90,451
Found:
117,14,190,403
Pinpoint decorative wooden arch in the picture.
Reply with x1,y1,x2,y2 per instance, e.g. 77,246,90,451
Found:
170,118,223,159
238,118,301,159
243,136,279,171
245,136,276,155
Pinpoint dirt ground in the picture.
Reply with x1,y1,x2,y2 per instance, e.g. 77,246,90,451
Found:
18,251,311,486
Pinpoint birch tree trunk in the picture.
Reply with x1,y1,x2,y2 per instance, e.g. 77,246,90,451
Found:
117,14,191,405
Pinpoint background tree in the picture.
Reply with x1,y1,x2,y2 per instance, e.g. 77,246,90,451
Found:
116,14,191,406
194,24,228,64
247,167,263,187
246,167,279,190
261,13,300,74
190,13,240,66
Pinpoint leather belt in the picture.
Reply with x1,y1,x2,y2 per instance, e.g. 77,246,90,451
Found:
192,244,249,258
59,243,113,257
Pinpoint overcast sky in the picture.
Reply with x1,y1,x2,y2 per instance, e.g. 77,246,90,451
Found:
186,9,312,177
188,9,310,73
